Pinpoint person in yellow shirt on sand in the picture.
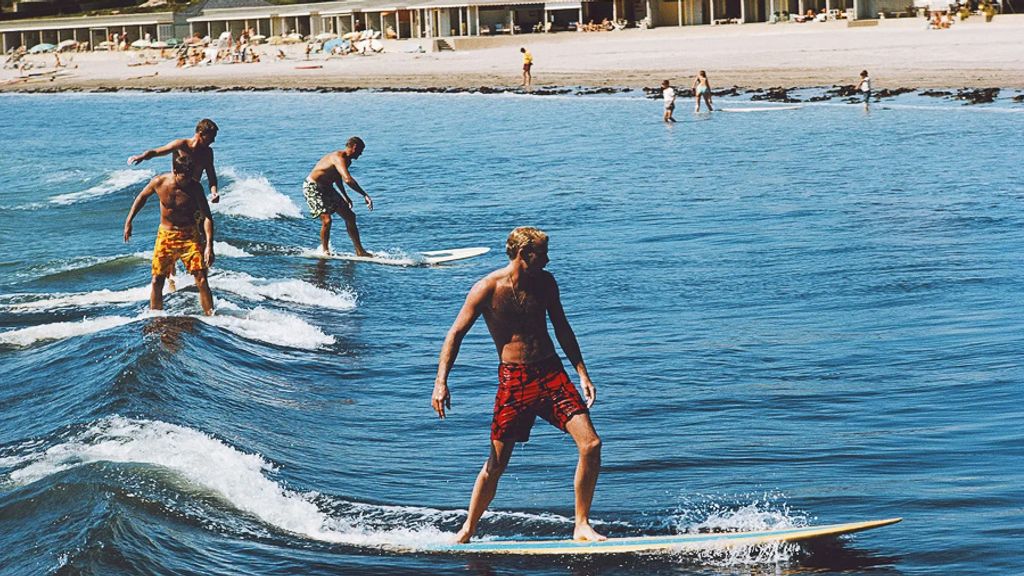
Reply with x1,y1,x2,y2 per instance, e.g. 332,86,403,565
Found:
520,47,533,91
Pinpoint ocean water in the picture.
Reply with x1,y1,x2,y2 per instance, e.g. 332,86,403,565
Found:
1,91,1022,576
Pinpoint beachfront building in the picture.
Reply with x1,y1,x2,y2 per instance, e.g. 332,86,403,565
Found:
1,0,909,55
0,11,177,53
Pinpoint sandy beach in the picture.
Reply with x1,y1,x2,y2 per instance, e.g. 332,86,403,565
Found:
3,15,1024,92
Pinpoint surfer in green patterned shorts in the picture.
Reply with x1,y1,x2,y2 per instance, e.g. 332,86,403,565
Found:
303,137,373,256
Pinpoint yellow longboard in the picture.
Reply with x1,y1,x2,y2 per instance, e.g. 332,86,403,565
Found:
425,517,902,555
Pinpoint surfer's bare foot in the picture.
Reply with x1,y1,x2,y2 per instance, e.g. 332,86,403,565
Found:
167,277,177,293
355,250,372,258
573,523,606,542
454,525,475,544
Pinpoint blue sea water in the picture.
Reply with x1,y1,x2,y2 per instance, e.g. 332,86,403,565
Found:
1,91,1022,576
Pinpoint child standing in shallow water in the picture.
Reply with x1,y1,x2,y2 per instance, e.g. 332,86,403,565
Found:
662,80,677,123
855,70,872,107
692,71,714,112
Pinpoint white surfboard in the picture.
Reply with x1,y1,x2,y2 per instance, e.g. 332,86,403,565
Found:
720,105,803,113
422,517,901,555
307,246,490,266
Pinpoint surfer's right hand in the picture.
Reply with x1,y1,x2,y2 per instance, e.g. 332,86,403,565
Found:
123,222,132,243
432,381,451,419
127,155,139,166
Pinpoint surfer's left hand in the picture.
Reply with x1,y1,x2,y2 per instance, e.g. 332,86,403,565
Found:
364,194,373,211
581,377,596,408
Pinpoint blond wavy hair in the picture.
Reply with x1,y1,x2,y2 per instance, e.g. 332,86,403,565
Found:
506,226,548,259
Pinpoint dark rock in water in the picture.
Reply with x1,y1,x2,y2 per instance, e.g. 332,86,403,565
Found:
532,88,571,96
954,87,999,104
807,95,832,102
751,87,800,103
921,89,953,97
875,87,915,99
712,87,739,97
1013,94,1024,103
827,84,859,97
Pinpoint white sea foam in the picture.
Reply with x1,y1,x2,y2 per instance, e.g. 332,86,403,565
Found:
213,271,356,310
6,287,153,312
3,417,450,548
300,246,418,266
213,168,301,219
134,240,250,262
667,493,809,566
214,241,253,258
0,316,137,347
203,303,335,350
5,269,353,314
49,169,153,205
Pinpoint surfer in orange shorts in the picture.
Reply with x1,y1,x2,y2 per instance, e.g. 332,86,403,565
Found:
124,155,215,315
432,226,605,543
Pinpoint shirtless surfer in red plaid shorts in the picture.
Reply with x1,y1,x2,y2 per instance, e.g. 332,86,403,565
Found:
432,226,605,543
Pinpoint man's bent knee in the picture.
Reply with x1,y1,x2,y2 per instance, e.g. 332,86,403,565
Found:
580,436,602,458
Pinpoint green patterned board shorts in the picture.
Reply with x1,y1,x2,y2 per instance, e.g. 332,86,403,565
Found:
303,178,345,218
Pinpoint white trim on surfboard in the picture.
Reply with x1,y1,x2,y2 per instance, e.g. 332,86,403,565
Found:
421,517,902,555
303,246,490,266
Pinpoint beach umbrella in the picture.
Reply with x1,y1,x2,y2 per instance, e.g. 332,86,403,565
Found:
315,32,338,41
250,34,266,43
29,43,56,53
150,41,168,49
56,39,79,52
164,38,181,46
267,35,285,45
131,39,152,49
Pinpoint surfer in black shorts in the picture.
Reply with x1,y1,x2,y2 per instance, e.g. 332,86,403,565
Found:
303,136,373,256
432,226,605,543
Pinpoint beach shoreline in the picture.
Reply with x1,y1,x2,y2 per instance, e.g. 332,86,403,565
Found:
3,17,1024,93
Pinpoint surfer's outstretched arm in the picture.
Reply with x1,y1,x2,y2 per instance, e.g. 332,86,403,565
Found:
123,179,158,242
433,278,489,419
331,153,372,211
128,138,186,165
547,276,596,407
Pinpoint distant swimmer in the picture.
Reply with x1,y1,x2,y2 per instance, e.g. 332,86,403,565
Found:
432,226,605,544
692,70,714,112
124,155,215,316
855,70,872,108
662,79,677,123
303,136,373,256
128,118,220,203
520,47,533,91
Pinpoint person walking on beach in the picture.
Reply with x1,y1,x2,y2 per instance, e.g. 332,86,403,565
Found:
432,226,605,544
855,70,871,107
128,118,221,204
662,79,677,122
303,136,373,256
520,47,533,91
123,155,215,316
692,71,713,112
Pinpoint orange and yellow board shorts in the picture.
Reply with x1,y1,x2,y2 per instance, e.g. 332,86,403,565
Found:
152,226,205,277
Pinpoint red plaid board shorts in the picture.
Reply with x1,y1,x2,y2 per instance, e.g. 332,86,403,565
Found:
491,356,588,442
